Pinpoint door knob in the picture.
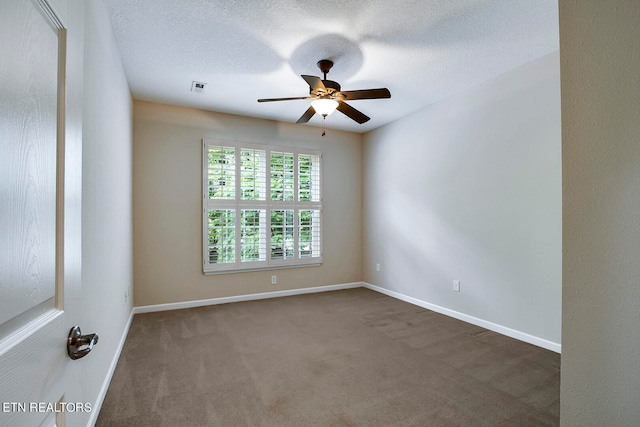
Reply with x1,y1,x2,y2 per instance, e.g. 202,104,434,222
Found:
67,326,99,360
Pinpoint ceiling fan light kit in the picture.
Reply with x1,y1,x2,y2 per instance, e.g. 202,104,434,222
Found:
311,98,339,116
258,59,391,134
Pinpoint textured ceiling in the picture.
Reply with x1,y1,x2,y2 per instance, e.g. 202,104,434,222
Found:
104,0,559,133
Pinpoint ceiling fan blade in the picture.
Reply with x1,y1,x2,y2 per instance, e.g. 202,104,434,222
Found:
301,75,326,92
296,106,316,124
257,96,312,102
338,88,391,100
336,101,370,124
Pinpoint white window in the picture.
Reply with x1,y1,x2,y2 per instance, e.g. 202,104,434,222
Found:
203,139,322,273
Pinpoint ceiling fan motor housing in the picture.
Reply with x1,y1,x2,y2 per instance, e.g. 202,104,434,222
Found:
312,79,341,97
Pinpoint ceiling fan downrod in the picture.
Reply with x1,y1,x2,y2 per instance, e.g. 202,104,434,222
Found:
317,59,334,80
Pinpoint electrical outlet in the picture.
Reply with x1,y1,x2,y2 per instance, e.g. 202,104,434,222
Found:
271,275,277,285
376,263,381,272
453,280,460,292
191,81,207,93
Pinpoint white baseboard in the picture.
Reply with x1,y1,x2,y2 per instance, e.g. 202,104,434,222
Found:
86,309,134,427
133,282,363,314
133,282,560,352
363,282,561,353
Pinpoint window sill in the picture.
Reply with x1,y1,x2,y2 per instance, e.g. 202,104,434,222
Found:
203,261,322,275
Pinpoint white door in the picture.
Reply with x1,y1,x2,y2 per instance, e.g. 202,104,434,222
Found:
0,0,86,426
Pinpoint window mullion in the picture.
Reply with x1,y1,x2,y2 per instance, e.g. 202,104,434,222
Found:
266,148,272,202
266,149,272,264
267,207,272,264
294,208,300,262
293,153,299,261
234,146,241,267
234,146,241,201
294,152,299,203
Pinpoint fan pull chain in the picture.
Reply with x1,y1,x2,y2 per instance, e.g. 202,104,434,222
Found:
322,115,326,137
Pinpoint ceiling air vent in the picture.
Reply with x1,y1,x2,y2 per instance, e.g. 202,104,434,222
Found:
191,81,207,93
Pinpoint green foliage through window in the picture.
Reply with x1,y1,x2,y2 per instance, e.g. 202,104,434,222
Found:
271,210,294,260
207,147,235,199
208,209,235,263
240,149,266,201
270,152,294,201
241,209,265,262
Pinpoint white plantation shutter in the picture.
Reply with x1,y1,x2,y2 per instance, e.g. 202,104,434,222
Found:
298,153,321,202
240,209,266,262
299,209,321,258
240,148,266,201
203,139,322,273
207,146,235,199
207,209,236,263
270,151,295,201
270,209,295,260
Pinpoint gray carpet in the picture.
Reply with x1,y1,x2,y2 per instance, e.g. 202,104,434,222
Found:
96,288,559,426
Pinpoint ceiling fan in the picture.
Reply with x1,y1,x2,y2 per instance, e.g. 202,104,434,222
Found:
257,59,391,125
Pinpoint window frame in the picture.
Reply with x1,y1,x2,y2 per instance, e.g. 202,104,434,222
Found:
202,139,323,274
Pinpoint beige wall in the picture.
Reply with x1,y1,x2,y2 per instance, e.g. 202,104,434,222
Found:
560,0,640,425
132,101,362,306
